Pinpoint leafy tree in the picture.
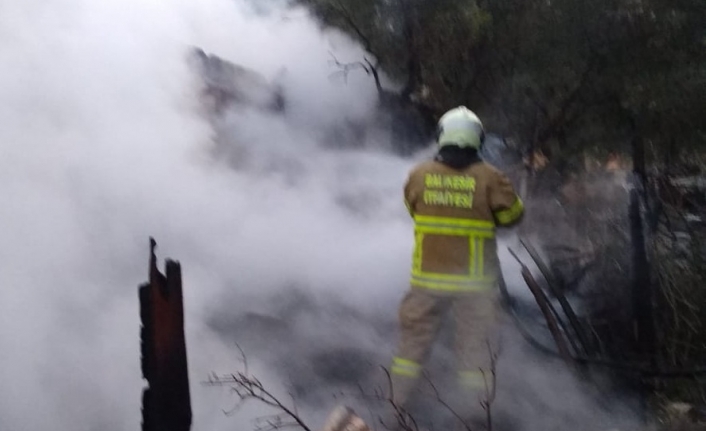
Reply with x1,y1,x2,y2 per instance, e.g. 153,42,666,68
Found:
300,0,705,162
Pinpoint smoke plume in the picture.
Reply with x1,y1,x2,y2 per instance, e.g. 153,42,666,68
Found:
0,1,640,431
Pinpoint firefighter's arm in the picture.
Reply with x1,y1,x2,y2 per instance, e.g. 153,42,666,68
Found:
489,172,524,227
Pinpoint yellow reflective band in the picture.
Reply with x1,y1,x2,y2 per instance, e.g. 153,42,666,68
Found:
477,237,485,277
391,366,420,377
469,237,477,277
415,225,496,238
392,357,422,378
412,232,424,272
411,275,496,292
493,197,524,226
459,371,486,389
410,215,496,292
414,215,495,229
414,216,495,238
393,357,421,368
411,270,488,282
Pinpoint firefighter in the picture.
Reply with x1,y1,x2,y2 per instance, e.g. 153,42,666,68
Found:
390,106,524,420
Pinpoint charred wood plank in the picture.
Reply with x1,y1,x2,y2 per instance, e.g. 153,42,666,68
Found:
520,238,593,356
140,238,192,431
509,248,574,364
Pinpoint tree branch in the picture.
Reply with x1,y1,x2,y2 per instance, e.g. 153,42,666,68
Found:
331,0,376,56
204,348,314,431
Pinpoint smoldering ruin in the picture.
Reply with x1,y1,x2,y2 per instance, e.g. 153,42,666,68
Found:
2,1,705,431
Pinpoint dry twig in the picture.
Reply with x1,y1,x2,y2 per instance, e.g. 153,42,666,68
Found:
479,341,499,431
203,346,313,431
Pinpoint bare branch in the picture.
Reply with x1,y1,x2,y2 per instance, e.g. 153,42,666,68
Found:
235,342,250,375
479,340,500,431
330,0,375,56
327,52,384,96
422,373,473,431
378,367,419,431
204,349,314,431
364,57,383,94
328,52,371,84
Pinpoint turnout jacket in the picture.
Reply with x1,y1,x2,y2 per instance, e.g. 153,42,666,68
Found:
404,159,523,293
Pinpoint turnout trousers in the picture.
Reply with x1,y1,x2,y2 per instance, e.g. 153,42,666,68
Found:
390,287,500,409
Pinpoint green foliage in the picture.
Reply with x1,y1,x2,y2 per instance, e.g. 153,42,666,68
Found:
299,0,706,162
301,0,706,409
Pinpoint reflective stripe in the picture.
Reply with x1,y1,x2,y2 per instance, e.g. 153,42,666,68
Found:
393,357,420,368
412,231,424,272
414,215,495,236
391,367,418,377
411,275,496,292
469,237,477,277
411,270,490,282
412,217,494,249
391,357,422,378
477,237,484,277
493,197,524,226
411,215,496,292
459,370,486,389
415,225,494,238
414,215,494,228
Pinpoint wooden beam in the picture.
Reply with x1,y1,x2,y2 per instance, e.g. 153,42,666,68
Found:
140,238,192,431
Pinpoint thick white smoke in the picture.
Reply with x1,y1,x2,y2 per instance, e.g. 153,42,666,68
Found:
0,1,411,430
0,1,641,431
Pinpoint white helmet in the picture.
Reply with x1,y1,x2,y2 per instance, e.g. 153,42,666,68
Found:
436,106,485,150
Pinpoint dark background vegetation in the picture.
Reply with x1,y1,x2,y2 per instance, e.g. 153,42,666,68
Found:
295,0,706,414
